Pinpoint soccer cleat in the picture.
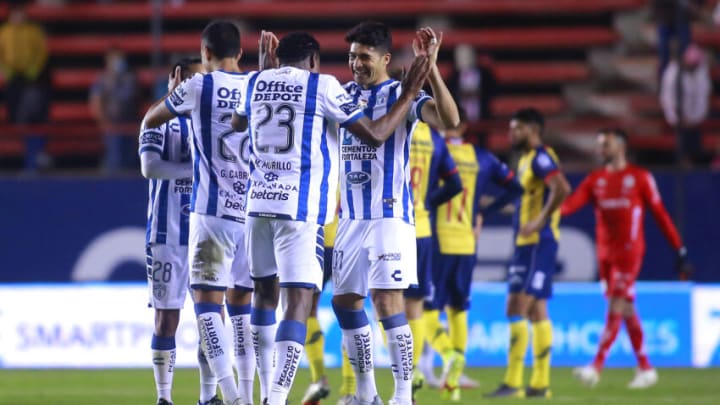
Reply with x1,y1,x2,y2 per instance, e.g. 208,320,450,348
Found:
336,395,354,405
346,395,384,405
458,374,480,389
484,383,525,398
628,368,658,389
411,369,425,403
526,387,552,398
573,365,600,387
197,396,223,405
302,376,331,405
157,399,173,405
441,383,461,402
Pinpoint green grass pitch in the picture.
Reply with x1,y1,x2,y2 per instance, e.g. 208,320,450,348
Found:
0,367,717,404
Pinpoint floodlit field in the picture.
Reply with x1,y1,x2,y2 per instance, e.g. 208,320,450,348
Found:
0,367,717,405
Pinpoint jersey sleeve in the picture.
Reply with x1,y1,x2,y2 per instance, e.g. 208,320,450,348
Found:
321,75,364,127
164,73,202,116
531,148,560,181
234,71,257,117
485,149,514,184
138,123,165,155
640,170,683,250
407,88,432,123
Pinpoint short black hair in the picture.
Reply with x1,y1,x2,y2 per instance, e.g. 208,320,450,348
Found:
511,107,545,133
201,20,241,59
345,21,392,53
276,32,321,65
172,57,202,81
598,127,628,143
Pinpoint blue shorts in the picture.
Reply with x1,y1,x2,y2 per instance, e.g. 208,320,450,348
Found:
405,237,434,299
426,253,476,311
508,239,558,299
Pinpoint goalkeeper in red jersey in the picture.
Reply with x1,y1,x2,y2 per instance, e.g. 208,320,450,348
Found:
561,128,692,389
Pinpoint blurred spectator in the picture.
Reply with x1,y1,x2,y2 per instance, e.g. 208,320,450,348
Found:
659,43,711,166
651,0,704,77
0,1,51,171
710,138,720,170
448,44,496,124
89,48,139,172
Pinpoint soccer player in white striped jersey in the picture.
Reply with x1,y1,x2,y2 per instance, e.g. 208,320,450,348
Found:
141,58,224,405
232,32,430,405
332,22,460,405
144,21,261,405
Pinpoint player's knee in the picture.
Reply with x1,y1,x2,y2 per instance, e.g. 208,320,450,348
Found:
154,309,180,337
371,289,404,318
505,293,528,318
253,277,279,309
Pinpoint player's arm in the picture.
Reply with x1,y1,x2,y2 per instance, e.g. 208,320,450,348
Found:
428,137,462,207
560,174,594,216
258,30,279,71
413,27,460,130
480,153,523,217
640,171,691,276
140,151,192,179
345,55,431,147
519,152,571,236
143,71,198,129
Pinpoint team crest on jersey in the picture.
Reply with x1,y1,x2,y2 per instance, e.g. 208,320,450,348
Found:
233,181,246,194
623,175,635,188
264,172,279,182
153,283,167,300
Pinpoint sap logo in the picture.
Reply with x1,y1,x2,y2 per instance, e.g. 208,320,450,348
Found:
216,87,242,109
692,287,720,367
346,171,370,185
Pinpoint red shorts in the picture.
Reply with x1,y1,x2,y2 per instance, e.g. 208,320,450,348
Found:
599,257,642,301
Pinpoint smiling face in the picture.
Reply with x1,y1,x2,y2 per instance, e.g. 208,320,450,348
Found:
348,42,391,88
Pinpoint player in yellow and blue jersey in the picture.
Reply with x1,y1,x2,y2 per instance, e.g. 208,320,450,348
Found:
406,120,463,401
486,108,571,399
427,111,523,401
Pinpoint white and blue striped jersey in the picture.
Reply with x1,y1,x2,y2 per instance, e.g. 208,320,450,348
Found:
139,116,193,245
237,67,364,225
339,79,431,223
165,70,253,223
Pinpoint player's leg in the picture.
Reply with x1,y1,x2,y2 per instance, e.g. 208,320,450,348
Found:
267,221,324,405
525,239,557,399
621,260,657,389
189,213,241,404
485,245,534,398
423,250,455,375
442,254,475,401
245,216,280,403
332,218,379,404
147,244,186,405
404,236,433,401
227,225,257,403
302,245,334,405
369,219,417,405
197,343,221,405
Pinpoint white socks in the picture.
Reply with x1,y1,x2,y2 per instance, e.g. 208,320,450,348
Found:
251,307,277,401
382,313,414,405
196,303,239,404
151,335,176,403
228,303,256,402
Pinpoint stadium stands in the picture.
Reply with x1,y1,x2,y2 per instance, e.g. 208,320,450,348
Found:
0,0,716,166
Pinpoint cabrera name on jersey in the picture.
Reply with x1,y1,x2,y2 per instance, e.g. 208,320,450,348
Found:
339,79,431,222
238,67,364,224
165,70,252,222
139,117,192,245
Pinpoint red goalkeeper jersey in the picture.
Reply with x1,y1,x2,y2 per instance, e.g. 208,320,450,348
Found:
561,164,682,262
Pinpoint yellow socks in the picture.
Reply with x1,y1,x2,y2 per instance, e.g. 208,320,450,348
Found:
423,310,453,356
339,344,357,396
530,320,553,389
504,316,529,388
408,317,425,366
447,307,468,354
304,316,325,382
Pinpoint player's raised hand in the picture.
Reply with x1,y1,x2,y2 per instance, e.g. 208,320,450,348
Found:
167,65,183,93
412,27,442,66
259,30,279,70
401,54,431,94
